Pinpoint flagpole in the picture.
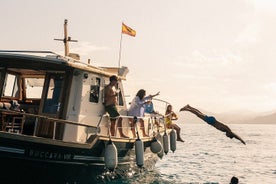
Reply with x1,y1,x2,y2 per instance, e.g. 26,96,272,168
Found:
118,28,123,76
118,22,135,76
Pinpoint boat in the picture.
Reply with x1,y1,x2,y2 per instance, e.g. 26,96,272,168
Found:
0,20,175,183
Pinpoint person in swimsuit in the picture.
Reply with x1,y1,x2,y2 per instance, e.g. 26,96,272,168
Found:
180,104,246,145
165,105,184,142
104,75,128,138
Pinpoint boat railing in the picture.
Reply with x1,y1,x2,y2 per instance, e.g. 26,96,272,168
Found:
95,112,168,139
0,101,172,140
0,109,99,141
96,98,171,138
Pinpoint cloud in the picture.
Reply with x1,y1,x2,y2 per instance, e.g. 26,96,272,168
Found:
175,49,243,67
264,82,276,91
70,41,110,56
234,22,259,48
255,0,276,14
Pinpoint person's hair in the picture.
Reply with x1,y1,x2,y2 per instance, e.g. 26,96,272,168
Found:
230,176,239,184
165,104,172,114
136,89,146,100
109,75,118,82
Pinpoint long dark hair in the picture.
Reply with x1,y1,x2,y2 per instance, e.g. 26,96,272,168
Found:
165,104,172,115
136,89,146,100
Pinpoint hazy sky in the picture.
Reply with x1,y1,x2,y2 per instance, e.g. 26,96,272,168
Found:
1,0,276,113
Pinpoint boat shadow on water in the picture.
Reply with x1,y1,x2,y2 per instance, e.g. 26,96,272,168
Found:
1,153,158,184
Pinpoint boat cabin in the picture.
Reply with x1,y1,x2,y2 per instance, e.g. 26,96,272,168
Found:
0,51,129,143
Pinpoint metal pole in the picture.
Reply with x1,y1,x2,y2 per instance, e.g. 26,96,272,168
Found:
64,19,69,56
118,30,123,75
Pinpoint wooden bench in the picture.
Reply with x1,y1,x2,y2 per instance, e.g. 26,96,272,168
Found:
1,112,25,133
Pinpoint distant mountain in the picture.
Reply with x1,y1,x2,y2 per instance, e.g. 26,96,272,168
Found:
249,112,276,124
178,112,204,124
215,111,255,124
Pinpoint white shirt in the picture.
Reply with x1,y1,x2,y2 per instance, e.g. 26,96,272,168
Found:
128,96,151,117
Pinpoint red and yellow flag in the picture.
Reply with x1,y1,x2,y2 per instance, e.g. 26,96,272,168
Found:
122,23,136,37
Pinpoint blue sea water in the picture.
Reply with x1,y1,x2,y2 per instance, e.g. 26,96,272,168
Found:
114,124,276,184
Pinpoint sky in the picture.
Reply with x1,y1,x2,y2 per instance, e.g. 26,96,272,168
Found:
1,0,276,113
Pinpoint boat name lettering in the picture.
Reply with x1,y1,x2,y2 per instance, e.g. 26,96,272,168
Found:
28,149,72,160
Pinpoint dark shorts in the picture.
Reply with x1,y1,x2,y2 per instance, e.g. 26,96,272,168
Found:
105,105,120,119
203,116,216,125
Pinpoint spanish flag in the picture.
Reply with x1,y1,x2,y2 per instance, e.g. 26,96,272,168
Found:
122,23,136,37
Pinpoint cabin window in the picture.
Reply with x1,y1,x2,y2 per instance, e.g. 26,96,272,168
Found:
118,89,124,106
90,77,100,103
25,78,44,99
42,75,64,114
3,73,20,98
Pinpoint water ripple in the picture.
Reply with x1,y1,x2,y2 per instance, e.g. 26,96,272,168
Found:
106,124,276,184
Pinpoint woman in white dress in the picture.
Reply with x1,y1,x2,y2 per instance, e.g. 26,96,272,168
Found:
128,89,160,137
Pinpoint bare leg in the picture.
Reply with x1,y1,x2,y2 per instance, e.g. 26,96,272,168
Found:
180,104,206,120
117,117,129,138
129,118,136,138
172,124,184,142
140,119,148,137
110,119,116,136
154,117,161,127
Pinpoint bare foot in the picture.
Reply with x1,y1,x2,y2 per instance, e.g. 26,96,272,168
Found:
177,138,185,142
120,134,129,138
180,104,189,111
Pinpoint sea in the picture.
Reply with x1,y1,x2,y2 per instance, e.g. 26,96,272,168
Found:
106,123,276,184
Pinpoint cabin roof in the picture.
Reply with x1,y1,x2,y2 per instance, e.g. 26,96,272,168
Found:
0,51,128,80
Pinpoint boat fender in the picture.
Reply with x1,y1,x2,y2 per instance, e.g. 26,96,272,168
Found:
163,132,169,155
104,140,118,171
135,138,144,168
156,132,163,145
155,132,163,149
157,147,164,159
150,137,162,154
155,132,164,159
169,129,177,153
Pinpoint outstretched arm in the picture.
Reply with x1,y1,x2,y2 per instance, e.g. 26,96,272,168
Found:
226,131,246,145
150,91,160,98
144,91,160,101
